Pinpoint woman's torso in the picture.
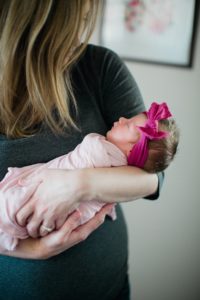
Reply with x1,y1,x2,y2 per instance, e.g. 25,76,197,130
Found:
0,44,145,299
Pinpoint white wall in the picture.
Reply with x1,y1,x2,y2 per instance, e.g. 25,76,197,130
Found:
90,7,200,300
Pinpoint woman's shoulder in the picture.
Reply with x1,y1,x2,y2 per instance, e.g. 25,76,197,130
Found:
85,44,118,56
72,44,124,95
79,44,123,70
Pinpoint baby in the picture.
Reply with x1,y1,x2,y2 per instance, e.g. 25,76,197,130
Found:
0,102,179,251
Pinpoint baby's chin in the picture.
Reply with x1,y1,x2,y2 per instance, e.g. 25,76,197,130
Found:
106,130,116,144
106,130,111,141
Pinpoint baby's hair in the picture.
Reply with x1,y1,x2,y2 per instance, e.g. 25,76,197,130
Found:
143,118,180,173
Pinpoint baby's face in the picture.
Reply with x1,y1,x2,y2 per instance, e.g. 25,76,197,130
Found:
106,113,147,154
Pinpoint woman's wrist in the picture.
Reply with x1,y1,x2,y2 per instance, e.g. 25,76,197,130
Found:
77,166,159,203
76,169,96,202
77,167,125,203
64,169,92,203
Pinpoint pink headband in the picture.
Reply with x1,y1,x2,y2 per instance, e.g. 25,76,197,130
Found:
127,102,172,168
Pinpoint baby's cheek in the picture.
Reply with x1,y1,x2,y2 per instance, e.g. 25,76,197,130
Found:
130,128,141,143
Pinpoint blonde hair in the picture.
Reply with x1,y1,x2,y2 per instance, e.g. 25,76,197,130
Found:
0,0,100,138
143,119,180,173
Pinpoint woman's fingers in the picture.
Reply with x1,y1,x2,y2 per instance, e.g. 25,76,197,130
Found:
68,204,114,245
55,215,69,230
60,210,82,235
36,205,114,259
60,204,113,238
16,202,34,226
26,214,44,238
40,223,56,237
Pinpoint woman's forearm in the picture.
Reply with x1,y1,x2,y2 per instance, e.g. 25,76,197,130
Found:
79,166,158,203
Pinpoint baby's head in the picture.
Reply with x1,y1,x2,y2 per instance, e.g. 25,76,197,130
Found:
106,102,179,173
142,118,179,173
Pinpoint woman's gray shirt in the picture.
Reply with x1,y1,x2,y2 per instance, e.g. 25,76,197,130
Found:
0,45,163,300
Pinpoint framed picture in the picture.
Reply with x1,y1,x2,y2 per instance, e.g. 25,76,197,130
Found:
100,0,199,67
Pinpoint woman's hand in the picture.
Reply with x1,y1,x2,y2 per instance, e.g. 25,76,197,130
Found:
7,204,114,260
16,168,84,238
39,203,114,259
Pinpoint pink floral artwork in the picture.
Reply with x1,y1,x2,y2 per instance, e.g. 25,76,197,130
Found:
124,0,145,31
146,0,173,34
125,0,173,34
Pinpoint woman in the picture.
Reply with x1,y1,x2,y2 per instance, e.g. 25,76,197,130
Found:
0,1,163,299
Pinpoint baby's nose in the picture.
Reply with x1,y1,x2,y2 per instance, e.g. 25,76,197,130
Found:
119,117,126,124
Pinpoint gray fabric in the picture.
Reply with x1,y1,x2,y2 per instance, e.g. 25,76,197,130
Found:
0,44,163,299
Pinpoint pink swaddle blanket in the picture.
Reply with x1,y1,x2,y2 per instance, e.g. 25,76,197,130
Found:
0,133,127,251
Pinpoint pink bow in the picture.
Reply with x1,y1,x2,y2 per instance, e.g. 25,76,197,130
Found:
127,102,172,168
